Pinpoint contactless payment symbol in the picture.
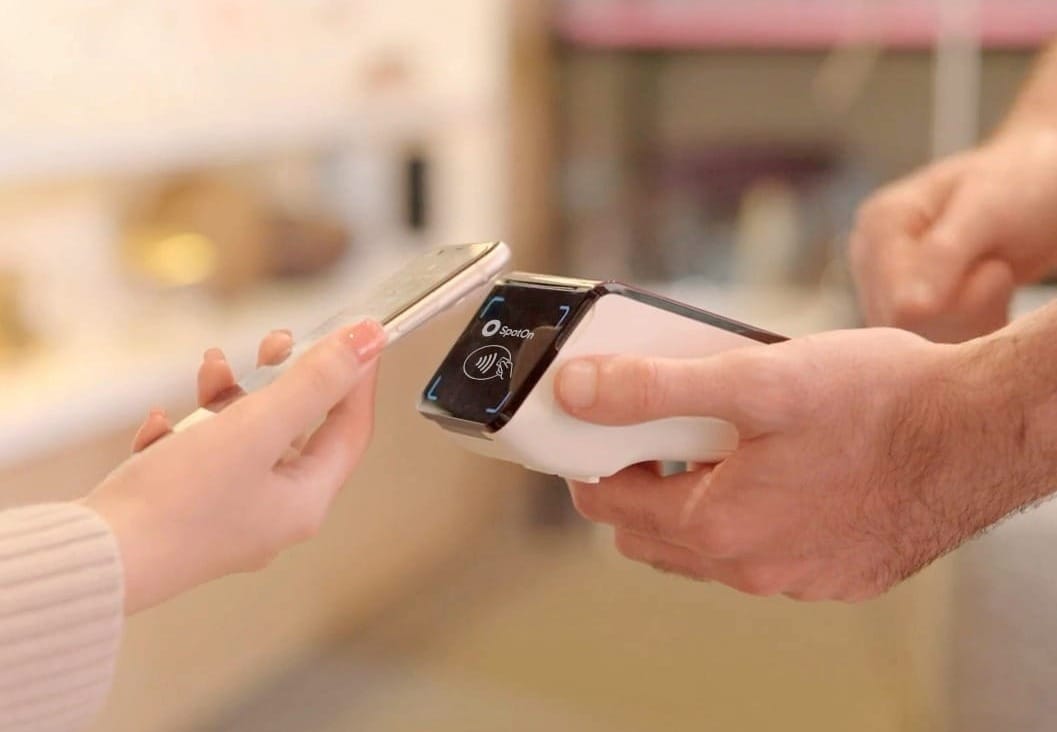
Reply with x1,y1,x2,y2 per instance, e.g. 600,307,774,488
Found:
463,345,514,381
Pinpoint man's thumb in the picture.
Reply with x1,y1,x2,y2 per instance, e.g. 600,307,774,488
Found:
555,352,775,436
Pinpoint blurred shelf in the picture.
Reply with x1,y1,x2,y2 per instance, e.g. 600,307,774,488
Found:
0,247,420,469
555,1,1057,51
0,94,492,186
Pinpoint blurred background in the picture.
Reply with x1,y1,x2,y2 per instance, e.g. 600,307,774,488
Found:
2,1,1056,730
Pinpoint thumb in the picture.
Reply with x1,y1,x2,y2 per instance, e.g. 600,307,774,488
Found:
918,258,1015,343
910,187,1000,315
228,320,387,456
956,258,1015,330
555,351,780,437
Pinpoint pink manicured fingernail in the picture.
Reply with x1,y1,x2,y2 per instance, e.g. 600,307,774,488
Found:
271,330,294,362
344,320,387,362
149,408,167,419
558,360,598,410
204,347,226,363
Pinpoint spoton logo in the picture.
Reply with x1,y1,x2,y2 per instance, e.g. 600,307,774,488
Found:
481,319,535,340
463,345,514,381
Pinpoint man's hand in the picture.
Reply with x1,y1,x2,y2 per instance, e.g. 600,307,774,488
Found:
850,127,1057,343
555,329,1035,602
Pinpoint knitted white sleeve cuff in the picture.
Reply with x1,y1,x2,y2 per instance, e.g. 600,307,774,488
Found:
0,502,125,732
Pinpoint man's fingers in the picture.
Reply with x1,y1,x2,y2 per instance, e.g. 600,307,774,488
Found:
556,348,789,437
950,258,1015,335
132,409,171,453
568,464,757,559
572,462,764,558
232,320,387,456
918,258,1015,343
569,466,703,541
912,185,1000,314
850,157,965,326
613,530,804,597
612,529,705,579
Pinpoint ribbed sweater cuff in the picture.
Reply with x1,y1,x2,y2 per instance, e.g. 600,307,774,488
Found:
0,503,125,732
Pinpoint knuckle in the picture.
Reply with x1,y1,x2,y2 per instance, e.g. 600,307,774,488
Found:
613,532,696,579
606,357,666,417
244,548,279,573
292,519,321,545
288,509,326,545
854,192,896,234
737,566,787,597
613,530,642,560
635,358,666,414
888,291,942,327
922,228,957,256
637,509,664,537
694,519,743,558
611,504,663,536
783,588,820,602
960,190,1004,228
731,353,799,427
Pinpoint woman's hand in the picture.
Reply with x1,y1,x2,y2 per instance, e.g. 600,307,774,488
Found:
83,321,387,614
131,328,295,452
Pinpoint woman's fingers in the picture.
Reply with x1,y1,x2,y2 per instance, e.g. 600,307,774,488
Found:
232,321,385,458
137,330,297,454
258,329,293,368
198,348,238,407
256,330,309,452
132,409,172,453
197,330,292,410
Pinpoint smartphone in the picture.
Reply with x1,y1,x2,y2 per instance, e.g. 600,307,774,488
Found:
173,241,511,432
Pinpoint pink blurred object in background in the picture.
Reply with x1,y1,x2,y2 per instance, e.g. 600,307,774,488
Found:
556,0,1057,50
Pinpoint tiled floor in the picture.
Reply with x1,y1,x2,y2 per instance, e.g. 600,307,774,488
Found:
191,527,945,732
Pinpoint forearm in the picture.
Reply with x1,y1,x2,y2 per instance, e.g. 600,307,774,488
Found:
999,41,1057,136
960,301,1057,511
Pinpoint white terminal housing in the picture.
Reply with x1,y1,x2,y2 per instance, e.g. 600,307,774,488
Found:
419,273,785,483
